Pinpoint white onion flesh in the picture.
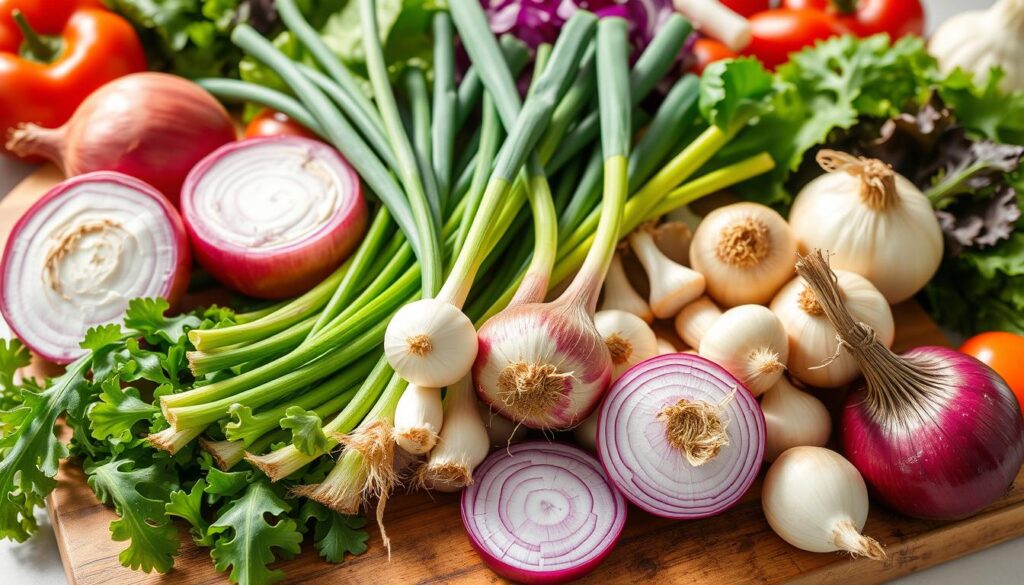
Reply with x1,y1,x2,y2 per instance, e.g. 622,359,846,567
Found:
0,172,188,363
597,354,765,519
461,441,626,583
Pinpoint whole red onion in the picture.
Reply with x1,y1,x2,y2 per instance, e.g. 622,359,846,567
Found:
5,72,237,206
797,252,1024,521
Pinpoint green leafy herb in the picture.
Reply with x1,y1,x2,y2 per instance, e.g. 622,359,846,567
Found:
209,480,303,585
87,459,180,573
300,500,369,563
87,379,159,442
166,479,215,546
280,406,329,455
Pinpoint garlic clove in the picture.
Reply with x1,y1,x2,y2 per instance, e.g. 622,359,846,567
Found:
761,377,831,462
656,337,678,355
653,221,693,266
629,226,706,319
674,295,722,350
699,304,788,397
393,384,444,455
600,253,654,323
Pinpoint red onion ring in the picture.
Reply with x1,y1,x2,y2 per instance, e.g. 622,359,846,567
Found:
181,137,367,299
461,441,627,584
597,353,764,519
0,172,190,363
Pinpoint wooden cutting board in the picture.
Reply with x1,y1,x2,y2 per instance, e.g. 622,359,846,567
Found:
5,168,1024,585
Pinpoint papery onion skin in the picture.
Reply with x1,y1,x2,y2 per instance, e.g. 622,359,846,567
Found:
842,347,1024,521
461,441,627,584
6,73,236,205
181,136,367,299
0,171,190,363
474,300,612,430
597,353,765,519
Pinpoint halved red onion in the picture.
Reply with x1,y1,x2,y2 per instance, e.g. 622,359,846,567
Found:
181,136,367,299
461,441,627,584
597,353,764,519
0,172,190,363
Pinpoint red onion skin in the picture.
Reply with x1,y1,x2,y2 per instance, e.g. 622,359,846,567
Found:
181,137,367,299
0,171,191,363
473,300,612,429
6,73,237,206
461,441,626,584
842,346,1024,521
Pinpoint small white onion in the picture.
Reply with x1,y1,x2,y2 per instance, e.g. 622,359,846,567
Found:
770,271,894,388
761,378,831,462
384,298,478,388
674,295,722,350
594,310,659,382
789,150,943,303
690,202,797,307
763,447,886,560
699,305,788,397
418,376,489,492
393,383,443,455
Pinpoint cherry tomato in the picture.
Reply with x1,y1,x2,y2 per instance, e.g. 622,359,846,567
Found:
719,0,772,18
244,109,318,140
689,38,739,76
960,332,1024,412
745,9,850,70
781,0,924,39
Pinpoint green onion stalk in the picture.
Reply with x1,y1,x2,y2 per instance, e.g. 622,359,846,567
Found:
381,9,598,391
471,17,633,431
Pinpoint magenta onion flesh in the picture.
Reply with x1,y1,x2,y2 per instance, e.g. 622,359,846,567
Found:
461,441,626,584
0,171,190,363
597,353,765,519
6,73,236,206
181,136,367,299
795,251,1024,521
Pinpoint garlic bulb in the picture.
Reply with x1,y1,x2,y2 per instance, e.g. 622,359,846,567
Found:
699,304,788,397
418,376,490,492
594,310,659,382
653,221,692,266
656,337,678,355
629,225,705,319
763,447,886,560
393,383,443,455
770,271,894,388
690,202,797,307
599,253,653,323
761,378,831,462
674,296,722,349
789,150,943,304
929,0,1024,93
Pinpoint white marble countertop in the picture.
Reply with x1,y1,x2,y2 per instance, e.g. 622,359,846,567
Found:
2,1,1023,583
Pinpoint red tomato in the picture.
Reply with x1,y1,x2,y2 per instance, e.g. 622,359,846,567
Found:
689,38,739,76
961,332,1024,412
244,109,318,140
781,0,924,39
745,9,850,70
719,0,772,18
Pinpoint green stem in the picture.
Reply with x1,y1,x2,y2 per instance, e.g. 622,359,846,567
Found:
432,12,457,211
404,66,442,225
196,79,324,136
359,0,441,295
12,10,59,62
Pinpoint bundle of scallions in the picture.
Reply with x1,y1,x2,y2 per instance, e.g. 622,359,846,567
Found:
154,0,774,539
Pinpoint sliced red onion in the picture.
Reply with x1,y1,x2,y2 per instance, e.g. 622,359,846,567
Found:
181,136,367,299
597,353,764,519
0,172,190,363
461,441,626,584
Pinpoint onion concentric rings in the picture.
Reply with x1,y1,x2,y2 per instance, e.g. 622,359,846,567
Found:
461,441,627,584
597,353,765,519
0,171,190,363
181,136,367,299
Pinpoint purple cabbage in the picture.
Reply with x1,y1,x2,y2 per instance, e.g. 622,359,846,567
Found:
483,0,674,51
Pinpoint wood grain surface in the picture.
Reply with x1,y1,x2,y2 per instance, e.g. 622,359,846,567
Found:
4,168,1023,585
